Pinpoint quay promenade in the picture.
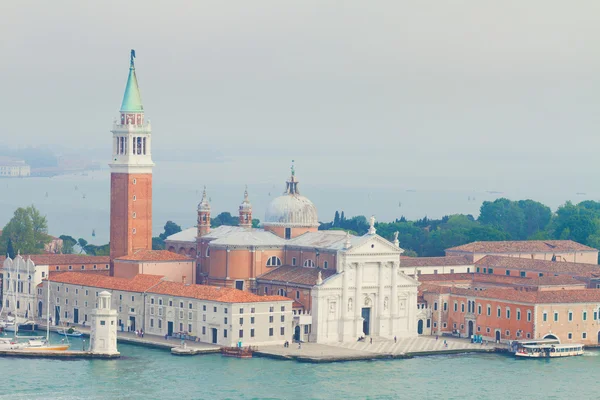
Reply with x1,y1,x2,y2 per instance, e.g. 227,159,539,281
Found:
256,336,495,363
39,325,220,354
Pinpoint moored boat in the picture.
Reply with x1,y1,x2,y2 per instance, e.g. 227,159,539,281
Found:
515,339,584,358
58,328,83,337
221,346,256,358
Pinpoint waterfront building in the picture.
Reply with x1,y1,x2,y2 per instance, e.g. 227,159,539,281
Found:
0,157,30,177
445,240,598,264
89,290,119,355
109,50,154,262
112,249,195,283
420,273,600,346
41,272,292,346
474,256,600,286
1,254,110,319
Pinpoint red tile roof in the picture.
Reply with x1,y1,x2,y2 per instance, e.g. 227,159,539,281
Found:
421,284,600,304
0,254,110,266
147,281,290,303
48,272,290,304
115,249,193,262
49,272,165,292
446,240,597,253
401,256,472,267
475,255,600,276
418,272,585,287
257,266,337,286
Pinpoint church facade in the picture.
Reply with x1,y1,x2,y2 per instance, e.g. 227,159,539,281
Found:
165,169,420,342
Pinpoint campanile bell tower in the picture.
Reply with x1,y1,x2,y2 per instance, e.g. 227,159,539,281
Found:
109,50,154,262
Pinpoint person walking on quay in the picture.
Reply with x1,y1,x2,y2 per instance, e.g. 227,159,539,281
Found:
370,338,373,344
394,336,397,344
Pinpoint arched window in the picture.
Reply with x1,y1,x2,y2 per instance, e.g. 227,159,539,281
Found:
267,256,282,267
323,261,328,269
205,247,210,257
277,288,287,296
303,259,315,268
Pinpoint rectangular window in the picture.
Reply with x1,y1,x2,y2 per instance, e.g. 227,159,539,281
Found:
434,302,438,311
450,269,454,274
476,267,480,273
180,302,184,308
443,302,447,311
240,308,244,314
505,270,511,276
281,315,285,322
506,309,510,319
224,329,228,338
497,308,501,318
281,306,285,312
477,305,482,315
158,320,162,328
594,311,598,321
280,327,285,335
554,312,559,322
239,330,244,338
224,308,228,314
188,324,192,333
583,332,587,339
269,316,274,323
292,257,296,266
568,332,572,339
100,321,106,326
517,310,521,320
296,291,300,299
583,311,587,321
188,312,192,319
224,317,228,324
203,305,207,311
150,319,154,328
131,296,135,302
453,302,458,312
487,306,491,316
269,306,274,313
568,312,573,321
527,311,531,322
269,328,274,336
251,329,255,338
240,318,244,325
488,268,493,274
214,307,217,312
543,312,547,322
202,326,206,335
251,317,255,324
251,308,255,314
461,303,465,313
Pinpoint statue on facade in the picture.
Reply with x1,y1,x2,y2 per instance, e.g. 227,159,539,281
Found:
348,298,353,312
316,270,323,285
384,297,389,310
368,215,376,235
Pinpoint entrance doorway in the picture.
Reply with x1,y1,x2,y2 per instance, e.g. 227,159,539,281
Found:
417,319,424,334
54,306,60,326
74,308,79,324
38,301,43,318
468,321,474,337
495,330,501,342
361,308,371,335
211,328,218,344
129,316,136,332
167,321,174,336
294,325,301,342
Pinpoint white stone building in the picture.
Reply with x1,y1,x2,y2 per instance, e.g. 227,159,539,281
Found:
40,272,293,347
0,158,31,177
2,254,49,321
309,224,420,343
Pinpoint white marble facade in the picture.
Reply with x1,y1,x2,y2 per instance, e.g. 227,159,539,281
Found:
310,232,419,343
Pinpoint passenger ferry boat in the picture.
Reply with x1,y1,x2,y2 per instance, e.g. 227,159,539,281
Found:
514,339,584,358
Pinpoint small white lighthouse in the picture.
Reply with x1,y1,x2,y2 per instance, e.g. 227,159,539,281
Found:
89,291,119,356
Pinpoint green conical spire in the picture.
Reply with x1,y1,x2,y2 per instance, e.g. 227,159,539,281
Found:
120,50,144,112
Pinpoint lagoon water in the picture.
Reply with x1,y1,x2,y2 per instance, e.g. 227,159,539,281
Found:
0,334,598,400
1,161,597,246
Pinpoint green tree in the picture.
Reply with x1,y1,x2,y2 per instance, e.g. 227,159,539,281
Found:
59,235,77,254
159,221,182,240
211,212,238,227
479,198,526,239
334,211,340,227
0,206,51,255
252,219,260,229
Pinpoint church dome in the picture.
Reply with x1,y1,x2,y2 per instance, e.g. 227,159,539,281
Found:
263,164,319,228
264,194,319,227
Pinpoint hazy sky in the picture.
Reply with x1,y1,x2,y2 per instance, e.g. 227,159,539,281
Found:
2,1,600,190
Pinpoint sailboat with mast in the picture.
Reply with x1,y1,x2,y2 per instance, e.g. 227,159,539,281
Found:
21,279,69,351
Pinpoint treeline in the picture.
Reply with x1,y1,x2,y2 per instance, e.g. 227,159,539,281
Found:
319,198,600,257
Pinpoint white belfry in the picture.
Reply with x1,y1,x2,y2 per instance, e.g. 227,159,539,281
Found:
89,291,119,355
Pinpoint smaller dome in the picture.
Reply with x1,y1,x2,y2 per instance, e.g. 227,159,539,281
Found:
264,194,319,227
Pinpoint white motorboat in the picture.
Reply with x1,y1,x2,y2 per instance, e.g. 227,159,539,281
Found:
515,339,584,358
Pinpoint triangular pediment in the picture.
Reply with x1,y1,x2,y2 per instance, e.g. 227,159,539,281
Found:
344,234,404,255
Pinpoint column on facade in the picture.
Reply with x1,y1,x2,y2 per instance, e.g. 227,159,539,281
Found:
342,262,349,320
378,262,385,318
391,261,398,317
354,263,363,323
